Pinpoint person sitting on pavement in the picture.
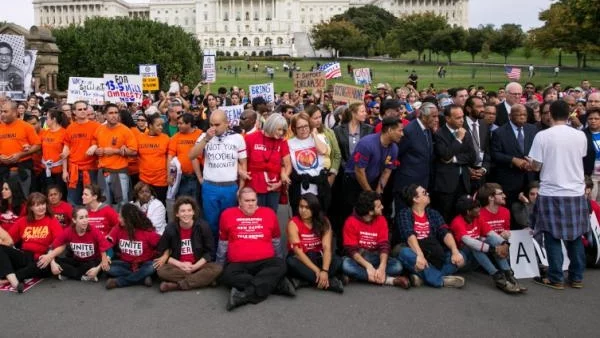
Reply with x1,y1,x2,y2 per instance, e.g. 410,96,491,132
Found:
477,183,511,240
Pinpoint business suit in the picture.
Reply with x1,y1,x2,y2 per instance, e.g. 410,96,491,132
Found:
490,122,538,207
394,119,433,193
432,124,477,222
333,122,374,172
495,102,510,127
464,117,491,191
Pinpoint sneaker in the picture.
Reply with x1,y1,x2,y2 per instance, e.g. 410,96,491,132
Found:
532,276,565,290
409,274,423,287
568,280,583,289
392,276,411,289
442,276,465,288
290,277,310,289
16,282,25,294
341,275,350,286
226,288,248,312
144,276,153,287
81,275,99,283
503,270,527,292
327,277,344,294
105,278,119,290
492,271,520,294
159,281,179,293
275,277,296,297
57,274,67,281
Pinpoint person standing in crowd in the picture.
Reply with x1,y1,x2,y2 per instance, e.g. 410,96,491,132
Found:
0,176,25,231
188,110,247,246
39,109,69,197
155,196,222,292
528,100,590,290
168,113,203,201
136,113,170,205
495,82,523,126
82,184,119,237
238,109,258,135
91,104,137,209
306,105,341,187
450,87,469,108
131,182,167,235
463,96,490,191
396,184,465,288
63,101,100,205
163,101,183,137
47,185,72,228
217,187,294,311
0,99,41,196
583,108,600,202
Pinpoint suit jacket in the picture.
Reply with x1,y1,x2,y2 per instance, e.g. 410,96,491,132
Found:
583,127,596,176
490,122,537,193
495,102,509,127
463,117,491,172
394,119,433,191
432,124,477,193
333,122,373,172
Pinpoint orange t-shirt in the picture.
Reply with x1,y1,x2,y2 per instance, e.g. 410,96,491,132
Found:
40,128,67,175
137,132,169,186
0,119,41,162
168,129,202,175
93,123,137,171
128,127,148,175
64,120,100,170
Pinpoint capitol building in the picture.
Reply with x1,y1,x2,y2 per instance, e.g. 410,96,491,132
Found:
33,0,469,57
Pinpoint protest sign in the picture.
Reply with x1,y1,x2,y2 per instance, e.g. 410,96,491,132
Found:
509,230,540,279
139,64,159,91
222,104,245,128
353,68,371,85
533,237,570,271
249,82,274,103
293,71,326,92
332,84,365,103
103,74,143,103
67,77,105,105
0,34,26,100
591,212,600,265
202,49,216,83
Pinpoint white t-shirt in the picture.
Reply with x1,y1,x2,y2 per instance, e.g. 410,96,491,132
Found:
528,124,587,196
196,132,247,182
287,135,327,195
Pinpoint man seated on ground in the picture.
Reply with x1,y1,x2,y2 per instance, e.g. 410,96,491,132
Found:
342,191,410,289
216,187,295,311
449,195,524,294
396,184,466,288
477,183,511,240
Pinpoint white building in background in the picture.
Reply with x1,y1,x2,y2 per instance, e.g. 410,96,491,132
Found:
33,0,469,57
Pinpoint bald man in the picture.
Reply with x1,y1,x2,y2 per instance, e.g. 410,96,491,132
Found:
495,82,523,126
189,110,248,247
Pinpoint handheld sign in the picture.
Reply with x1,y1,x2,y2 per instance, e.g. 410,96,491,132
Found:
509,230,540,279
293,71,326,92
67,77,105,105
249,83,274,103
332,84,365,104
222,104,245,128
353,68,371,85
103,74,143,103
139,64,159,91
591,212,600,264
202,49,216,83
532,237,570,271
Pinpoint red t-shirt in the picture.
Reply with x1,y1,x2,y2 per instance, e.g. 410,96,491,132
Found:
413,212,430,240
108,226,160,264
478,206,510,235
244,131,290,193
1,204,25,232
219,207,280,263
9,216,63,259
50,201,73,228
52,226,112,261
449,215,491,247
179,227,195,264
288,216,323,253
343,215,389,251
88,204,120,236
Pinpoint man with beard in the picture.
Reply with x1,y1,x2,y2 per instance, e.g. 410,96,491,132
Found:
0,42,24,93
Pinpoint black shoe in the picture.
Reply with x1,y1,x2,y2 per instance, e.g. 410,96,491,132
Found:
327,277,344,294
16,282,25,294
226,288,248,312
275,277,296,297
504,270,527,292
492,271,520,294
144,276,153,287
290,277,310,289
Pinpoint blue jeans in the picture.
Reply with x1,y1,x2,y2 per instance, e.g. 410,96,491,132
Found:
544,232,585,283
257,191,280,213
399,248,459,287
202,181,238,247
342,252,403,282
106,260,155,287
177,175,200,200
102,172,130,210
67,170,98,205
462,235,510,275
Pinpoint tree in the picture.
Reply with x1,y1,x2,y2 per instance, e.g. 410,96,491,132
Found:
489,24,525,63
311,20,369,57
428,27,466,63
464,26,493,62
53,17,202,90
387,12,449,62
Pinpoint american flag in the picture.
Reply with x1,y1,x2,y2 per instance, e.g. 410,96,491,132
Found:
504,66,521,81
318,62,342,79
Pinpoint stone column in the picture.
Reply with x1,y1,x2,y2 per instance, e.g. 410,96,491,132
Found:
272,0,274,20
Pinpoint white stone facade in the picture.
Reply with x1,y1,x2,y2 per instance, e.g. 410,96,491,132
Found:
33,0,469,56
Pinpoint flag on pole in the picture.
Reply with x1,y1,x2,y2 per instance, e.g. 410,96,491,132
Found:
504,66,521,81
318,62,342,79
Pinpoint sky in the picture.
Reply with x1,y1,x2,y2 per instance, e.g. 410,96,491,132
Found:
1,0,553,31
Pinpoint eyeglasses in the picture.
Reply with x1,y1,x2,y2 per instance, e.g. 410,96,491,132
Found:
373,106,380,109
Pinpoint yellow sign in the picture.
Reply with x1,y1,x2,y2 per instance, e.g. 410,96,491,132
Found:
142,77,159,91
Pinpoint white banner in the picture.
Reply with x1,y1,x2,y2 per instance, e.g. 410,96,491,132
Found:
532,237,570,271
138,64,157,77
202,49,216,83
67,77,105,105
353,67,371,85
509,230,540,279
222,104,245,128
103,74,143,103
590,212,600,265
249,82,274,103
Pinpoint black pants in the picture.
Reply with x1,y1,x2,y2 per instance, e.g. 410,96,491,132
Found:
286,252,342,284
432,181,468,224
220,257,286,304
0,245,52,281
39,173,68,199
55,256,100,280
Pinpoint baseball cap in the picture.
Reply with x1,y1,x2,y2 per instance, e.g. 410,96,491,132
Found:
573,87,583,92
376,83,386,90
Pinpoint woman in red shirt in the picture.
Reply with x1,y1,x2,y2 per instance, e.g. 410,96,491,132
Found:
83,184,119,236
47,185,73,228
105,203,161,289
0,177,26,232
0,193,63,293
286,193,343,293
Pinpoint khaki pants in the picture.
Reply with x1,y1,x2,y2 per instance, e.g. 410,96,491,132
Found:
157,262,222,290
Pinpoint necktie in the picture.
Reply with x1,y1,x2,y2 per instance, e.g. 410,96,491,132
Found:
472,122,480,149
517,127,525,153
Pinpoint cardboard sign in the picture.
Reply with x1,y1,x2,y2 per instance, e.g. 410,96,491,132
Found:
532,237,570,271
249,82,274,103
202,49,216,83
509,230,540,279
590,212,600,265
293,71,326,91
222,104,245,127
67,77,105,105
103,74,143,103
353,68,371,85
332,83,365,103
139,64,159,91
0,278,42,293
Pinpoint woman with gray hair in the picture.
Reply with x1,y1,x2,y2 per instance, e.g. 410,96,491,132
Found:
243,113,292,212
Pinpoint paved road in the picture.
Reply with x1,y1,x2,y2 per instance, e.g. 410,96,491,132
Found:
2,269,599,338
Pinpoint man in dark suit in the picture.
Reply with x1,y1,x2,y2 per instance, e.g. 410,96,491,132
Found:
495,82,523,126
490,103,538,208
394,102,438,208
464,96,490,192
432,104,477,222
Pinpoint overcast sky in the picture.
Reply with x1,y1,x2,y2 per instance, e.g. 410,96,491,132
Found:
1,0,553,31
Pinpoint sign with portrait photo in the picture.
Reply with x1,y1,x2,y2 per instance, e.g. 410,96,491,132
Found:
0,34,26,100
